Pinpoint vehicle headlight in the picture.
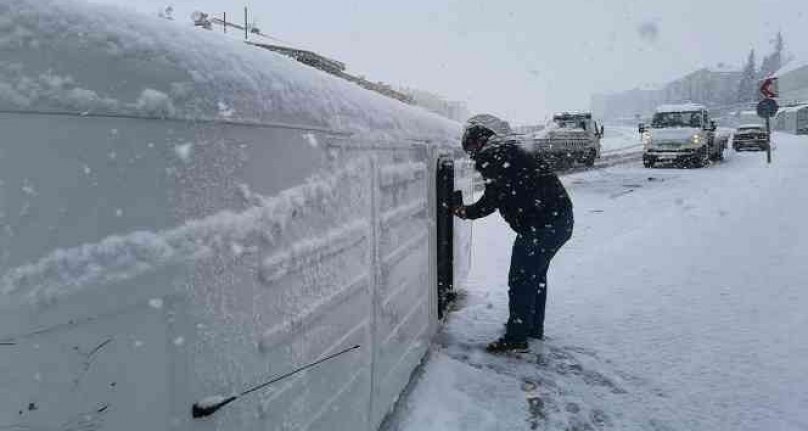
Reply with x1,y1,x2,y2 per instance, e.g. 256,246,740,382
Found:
691,134,701,144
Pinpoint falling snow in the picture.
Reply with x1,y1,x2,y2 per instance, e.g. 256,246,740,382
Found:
174,143,193,163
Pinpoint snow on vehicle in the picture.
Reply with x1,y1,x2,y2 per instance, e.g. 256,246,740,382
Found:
523,112,603,168
640,103,724,168
737,110,765,127
733,124,769,151
0,1,473,430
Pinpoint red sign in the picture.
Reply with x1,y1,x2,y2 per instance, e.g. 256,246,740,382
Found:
760,77,778,99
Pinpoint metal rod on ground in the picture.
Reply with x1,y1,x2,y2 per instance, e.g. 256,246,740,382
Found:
191,344,361,419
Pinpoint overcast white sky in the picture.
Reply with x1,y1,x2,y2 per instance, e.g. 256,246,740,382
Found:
94,0,807,124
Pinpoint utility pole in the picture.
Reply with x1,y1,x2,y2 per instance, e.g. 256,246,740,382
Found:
223,12,226,33
244,7,248,40
765,115,772,164
756,77,779,165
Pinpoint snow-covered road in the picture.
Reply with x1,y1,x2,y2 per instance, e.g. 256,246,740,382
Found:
386,133,808,431
600,125,642,155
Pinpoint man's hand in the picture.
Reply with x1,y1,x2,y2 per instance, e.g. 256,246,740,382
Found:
452,206,467,219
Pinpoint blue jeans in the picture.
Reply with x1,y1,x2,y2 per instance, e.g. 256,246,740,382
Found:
505,217,573,342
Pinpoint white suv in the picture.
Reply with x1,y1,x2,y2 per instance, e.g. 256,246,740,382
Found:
640,104,724,168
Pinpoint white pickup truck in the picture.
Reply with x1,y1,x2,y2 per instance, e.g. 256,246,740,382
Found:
640,104,725,168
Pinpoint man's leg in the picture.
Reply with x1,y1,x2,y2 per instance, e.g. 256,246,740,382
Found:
532,274,548,339
505,234,536,343
530,221,573,338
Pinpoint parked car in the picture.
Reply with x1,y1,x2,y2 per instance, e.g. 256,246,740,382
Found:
733,124,768,151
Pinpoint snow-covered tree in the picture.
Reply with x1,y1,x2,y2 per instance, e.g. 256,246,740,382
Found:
759,31,784,78
736,49,757,103
157,5,174,20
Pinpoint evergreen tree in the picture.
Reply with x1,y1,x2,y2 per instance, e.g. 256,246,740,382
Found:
759,31,784,78
737,49,757,103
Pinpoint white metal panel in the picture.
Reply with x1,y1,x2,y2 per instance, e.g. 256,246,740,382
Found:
369,152,433,429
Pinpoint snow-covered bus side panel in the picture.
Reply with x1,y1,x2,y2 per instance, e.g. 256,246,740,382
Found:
0,115,377,430
365,146,434,428
0,114,187,431
186,136,374,431
366,145,473,428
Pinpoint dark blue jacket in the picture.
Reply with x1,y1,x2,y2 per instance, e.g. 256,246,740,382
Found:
465,139,573,234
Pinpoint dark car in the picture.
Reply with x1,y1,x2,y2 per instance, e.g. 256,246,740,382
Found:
732,124,768,151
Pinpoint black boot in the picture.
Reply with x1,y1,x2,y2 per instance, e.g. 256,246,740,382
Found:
486,337,529,353
503,322,544,340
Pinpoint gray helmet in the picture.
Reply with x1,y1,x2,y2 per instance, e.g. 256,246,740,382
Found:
462,114,511,155
464,114,511,136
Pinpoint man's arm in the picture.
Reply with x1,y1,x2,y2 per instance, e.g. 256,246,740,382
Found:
455,142,511,219
460,184,498,219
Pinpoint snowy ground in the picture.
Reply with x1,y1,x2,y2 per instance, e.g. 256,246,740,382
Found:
600,125,642,155
385,132,808,431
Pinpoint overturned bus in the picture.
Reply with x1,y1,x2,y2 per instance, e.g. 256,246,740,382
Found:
0,1,473,430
